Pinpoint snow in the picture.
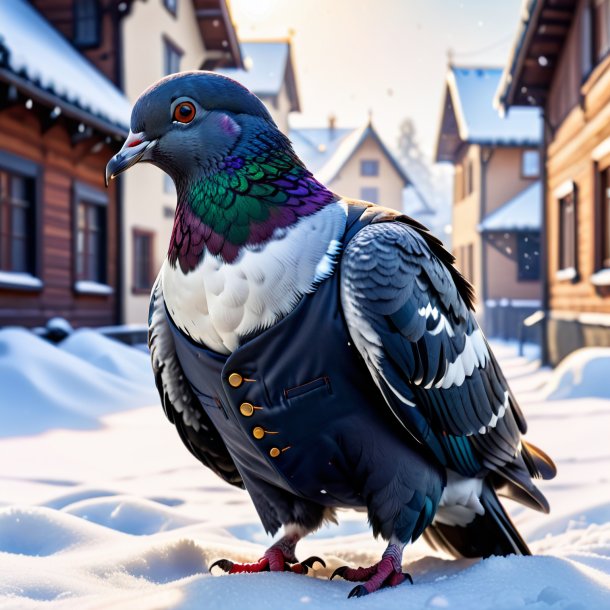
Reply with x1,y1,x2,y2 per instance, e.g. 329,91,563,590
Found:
478,181,541,232
539,347,610,400
73,281,114,295
0,328,157,436
448,67,541,145
0,271,43,289
217,41,289,96
0,0,131,132
1,340,610,608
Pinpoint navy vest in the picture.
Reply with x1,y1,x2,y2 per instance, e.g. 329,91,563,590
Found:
169,203,418,508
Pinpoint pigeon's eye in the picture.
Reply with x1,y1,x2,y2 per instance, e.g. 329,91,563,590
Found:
173,102,196,123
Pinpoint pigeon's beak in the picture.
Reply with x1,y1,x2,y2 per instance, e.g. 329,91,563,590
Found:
105,131,157,186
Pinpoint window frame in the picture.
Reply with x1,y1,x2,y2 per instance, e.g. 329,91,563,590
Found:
72,181,110,293
73,0,101,49
556,182,578,281
521,149,540,179
163,35,184,76
132,228,155,294
360,159,379,177
0,150,42,291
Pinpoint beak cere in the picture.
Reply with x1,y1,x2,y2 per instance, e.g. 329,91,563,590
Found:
105,131,155,186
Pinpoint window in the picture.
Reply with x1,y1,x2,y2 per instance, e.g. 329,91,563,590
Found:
464,158,474,196
582,1,594,77
74,184,107,284
558,190,577,273
360,187,379,203
73,0,100,48
0,169,36,274
594,0,610,62
360,159,379,176
600,166,610,268
521,150,540,178
517,233,541,281
133,230,155,292
163,37,183,76
163,0,178,16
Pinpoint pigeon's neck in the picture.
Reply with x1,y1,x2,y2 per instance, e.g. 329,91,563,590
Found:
168,149,336,272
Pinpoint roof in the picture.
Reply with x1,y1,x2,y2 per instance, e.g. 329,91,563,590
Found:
193,0,243,70
217,41,300,111
290,122,411,186
0,0,130,135
478,181,541,232
496,0,577,111
436,66,541,162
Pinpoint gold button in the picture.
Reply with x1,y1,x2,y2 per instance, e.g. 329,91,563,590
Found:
240,402,255,417
269,447,280,458
228,372,243,388
252,426,265,440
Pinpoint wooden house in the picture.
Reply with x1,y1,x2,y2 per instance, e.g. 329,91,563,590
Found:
436,65,543,339
290,118,425,214
0,0,131,328
497,0,610,364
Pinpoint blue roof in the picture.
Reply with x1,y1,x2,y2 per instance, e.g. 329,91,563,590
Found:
448,67,541,145
218,41,289,97
0,0,130,133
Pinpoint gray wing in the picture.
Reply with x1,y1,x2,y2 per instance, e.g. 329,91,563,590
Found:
149,273,243,488
341,218,552,509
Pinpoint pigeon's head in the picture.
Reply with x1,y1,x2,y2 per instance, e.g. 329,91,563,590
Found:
105,71,276,186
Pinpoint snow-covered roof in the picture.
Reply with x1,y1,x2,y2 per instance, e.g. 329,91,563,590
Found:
290,123,411,187
437,66,541,161
217,41,299,110
479,181,541,232
0,0,131,134
450,67,541,143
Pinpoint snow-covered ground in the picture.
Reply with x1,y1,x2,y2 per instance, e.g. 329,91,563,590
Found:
1,337,610,609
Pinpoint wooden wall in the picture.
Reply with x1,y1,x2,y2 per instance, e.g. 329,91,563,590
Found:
0,104,119,328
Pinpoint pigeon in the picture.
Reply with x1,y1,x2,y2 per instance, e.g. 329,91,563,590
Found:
106,71,556,598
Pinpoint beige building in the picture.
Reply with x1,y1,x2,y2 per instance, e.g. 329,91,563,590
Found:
436,66,542,339
120,0,242,324
218,40,301,134
290,119,423,213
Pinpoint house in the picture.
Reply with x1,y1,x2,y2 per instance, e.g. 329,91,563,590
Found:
217,40,301,134
290,118,419,213
496,0,610,364
0,0,130,328
435,65,543,339
34,0,244,326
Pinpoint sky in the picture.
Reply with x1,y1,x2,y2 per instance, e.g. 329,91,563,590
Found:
229,0,524,160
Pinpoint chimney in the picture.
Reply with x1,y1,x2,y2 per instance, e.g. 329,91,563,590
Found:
328,114,336,133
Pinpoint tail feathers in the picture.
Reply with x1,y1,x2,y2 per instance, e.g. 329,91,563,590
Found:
423,483,530,559
522,440,557,480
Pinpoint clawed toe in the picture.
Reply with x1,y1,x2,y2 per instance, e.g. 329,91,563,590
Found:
330,566,348,580
209,558,235,573
348,585,368,598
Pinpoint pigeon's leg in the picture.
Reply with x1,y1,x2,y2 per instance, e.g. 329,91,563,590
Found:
330,537,412,597
210,524,325,575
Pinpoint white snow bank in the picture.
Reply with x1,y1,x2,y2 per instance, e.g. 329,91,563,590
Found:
62,496,199,535
0,328,157,436
541,347,610,400
59,329,153,386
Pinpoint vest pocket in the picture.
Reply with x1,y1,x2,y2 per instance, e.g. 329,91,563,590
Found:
284,376,332,402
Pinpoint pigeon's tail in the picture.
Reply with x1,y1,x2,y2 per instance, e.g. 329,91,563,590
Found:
423,482,530,558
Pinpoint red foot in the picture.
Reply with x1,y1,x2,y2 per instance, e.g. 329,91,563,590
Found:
210,548,325,575
330,547,412,597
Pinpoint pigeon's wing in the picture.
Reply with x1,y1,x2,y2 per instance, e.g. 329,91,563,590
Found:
148,274,243,488
341,215,553,509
